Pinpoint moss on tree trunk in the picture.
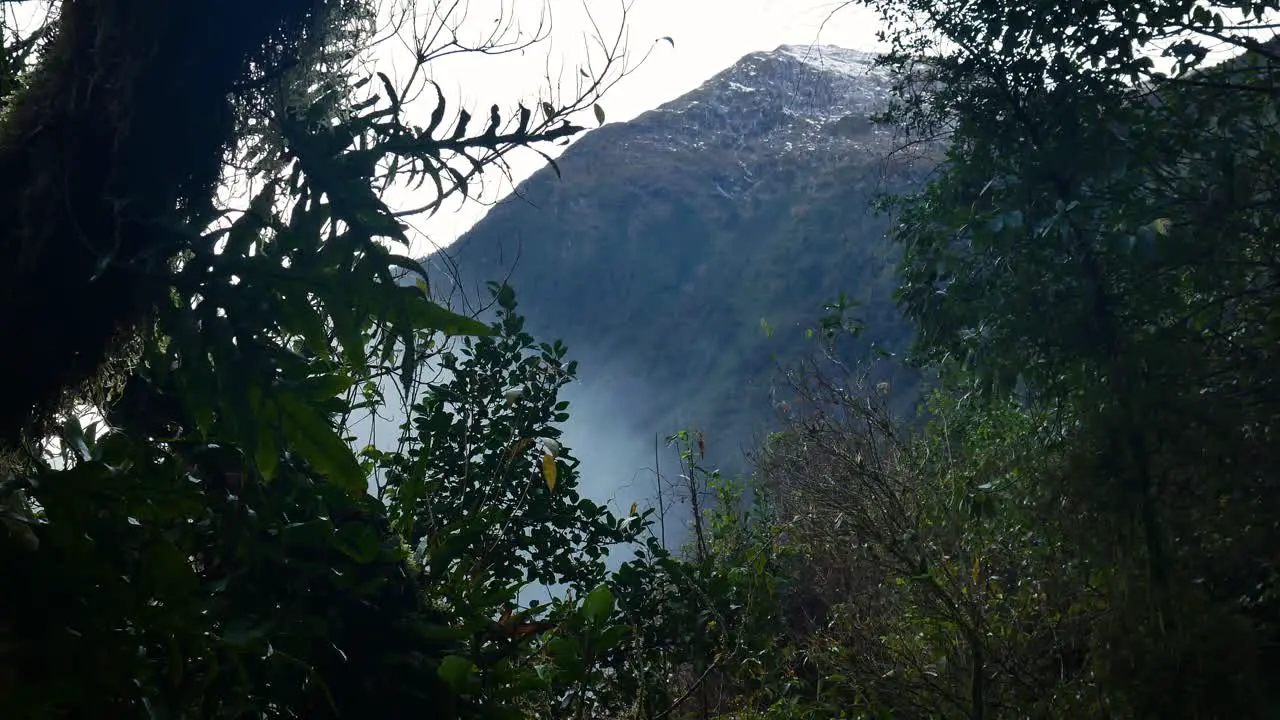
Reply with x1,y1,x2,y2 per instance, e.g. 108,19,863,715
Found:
0,0,340,446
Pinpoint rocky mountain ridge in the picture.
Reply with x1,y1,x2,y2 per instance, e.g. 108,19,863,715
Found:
422,44,923,479
616,44,893,151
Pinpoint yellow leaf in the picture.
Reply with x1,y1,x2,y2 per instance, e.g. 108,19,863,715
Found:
1150,217,1172,235
542,452,557,491
629,502,638,516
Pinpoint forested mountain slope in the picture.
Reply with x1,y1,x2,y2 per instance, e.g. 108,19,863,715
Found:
426,45,927,465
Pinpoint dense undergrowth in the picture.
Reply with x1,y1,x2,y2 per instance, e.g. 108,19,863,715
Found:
2,0,1280,717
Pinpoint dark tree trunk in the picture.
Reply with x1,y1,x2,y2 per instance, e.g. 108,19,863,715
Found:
0,0,335,446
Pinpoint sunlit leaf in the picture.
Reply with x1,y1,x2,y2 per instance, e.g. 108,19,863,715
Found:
542,452,557,491
581,584,614,625
437,655,476,689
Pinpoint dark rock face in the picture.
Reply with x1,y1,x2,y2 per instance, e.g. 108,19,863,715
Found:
426,45,926,470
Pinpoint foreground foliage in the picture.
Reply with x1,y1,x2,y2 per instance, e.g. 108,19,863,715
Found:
0,1,674,717
726,0,1280,716
4,0,1280,717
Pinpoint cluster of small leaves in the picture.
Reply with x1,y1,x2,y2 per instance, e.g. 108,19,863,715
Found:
0,5,645,717
137,0,643,499
152,46,596,494
0,8,50,112
0,282,749,720
843,0,1280,713
727,353,1106,718
0,370,455,718
369,285,653,718
588,434,797,720
380,284,633,595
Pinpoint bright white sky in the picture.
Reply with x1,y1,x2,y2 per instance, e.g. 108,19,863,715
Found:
398,1,1277,257
4,0,884,255
390,0,885,255
7,0,1268,259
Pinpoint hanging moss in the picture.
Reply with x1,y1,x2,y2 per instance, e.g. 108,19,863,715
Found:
0,0,357,446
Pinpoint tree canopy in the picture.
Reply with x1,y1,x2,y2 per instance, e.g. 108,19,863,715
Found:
3,0,1280,717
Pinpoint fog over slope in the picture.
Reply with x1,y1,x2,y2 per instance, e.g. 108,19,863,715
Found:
360,44,926,548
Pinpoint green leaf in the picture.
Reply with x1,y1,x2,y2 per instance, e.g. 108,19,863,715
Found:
334,521,382,564
281,518,334,547
247,385,281,480
61,415,90,462
221,621,271,648
278,291,331,356
596,623,632,651
172,322,219,436
402,292,492,336
224,182,276,258
437,655,477,690
581,584,614,625
279,394,366,494
386,253,431,281
327,296,368,369
295,373,356,401
255,419,280,481
398,330,416,396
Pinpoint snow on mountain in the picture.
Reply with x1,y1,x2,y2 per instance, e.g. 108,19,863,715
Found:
420,44,924,474
609,44,894,158
775,44,882,80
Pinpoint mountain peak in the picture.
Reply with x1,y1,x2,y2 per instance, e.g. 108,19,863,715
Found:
770,43,881,78
427,43,923,471
593,42,893,156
